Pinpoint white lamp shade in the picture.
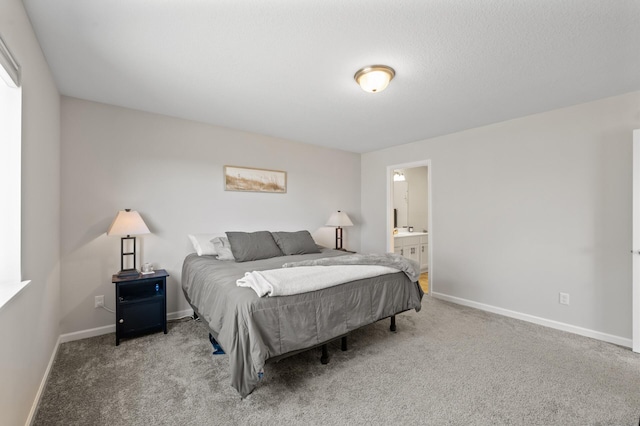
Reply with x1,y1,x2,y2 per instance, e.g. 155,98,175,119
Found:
326,211,354,227
107,210,150,236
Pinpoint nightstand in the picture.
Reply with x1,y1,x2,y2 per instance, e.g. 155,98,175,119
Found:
112,269,169,346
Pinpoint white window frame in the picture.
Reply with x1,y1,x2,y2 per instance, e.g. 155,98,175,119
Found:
0,34,29,311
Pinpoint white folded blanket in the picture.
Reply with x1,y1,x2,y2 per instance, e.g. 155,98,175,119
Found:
237,265,399,297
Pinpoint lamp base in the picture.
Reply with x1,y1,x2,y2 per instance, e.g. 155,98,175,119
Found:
334,227,343,250
117,269,140,278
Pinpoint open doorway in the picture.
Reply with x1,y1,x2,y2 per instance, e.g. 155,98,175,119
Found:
387,160,432,293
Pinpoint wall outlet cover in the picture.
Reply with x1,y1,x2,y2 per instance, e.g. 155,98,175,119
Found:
559,292,570,305
95,295,104,308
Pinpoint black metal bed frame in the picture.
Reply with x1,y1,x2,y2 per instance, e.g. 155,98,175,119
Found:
198,312,401,366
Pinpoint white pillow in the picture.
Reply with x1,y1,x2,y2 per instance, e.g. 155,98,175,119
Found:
212,237,235,261
188,234,220,256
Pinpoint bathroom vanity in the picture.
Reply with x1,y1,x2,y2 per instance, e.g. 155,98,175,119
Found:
394,232,428,272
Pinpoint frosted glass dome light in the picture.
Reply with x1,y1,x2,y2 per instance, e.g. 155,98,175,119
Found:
354,65,395,93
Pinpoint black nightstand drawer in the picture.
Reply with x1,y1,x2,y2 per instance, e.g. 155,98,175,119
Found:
119,298,164,335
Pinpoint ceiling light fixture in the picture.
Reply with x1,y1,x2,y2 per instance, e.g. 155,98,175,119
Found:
354,65,395,93
393,171,406,182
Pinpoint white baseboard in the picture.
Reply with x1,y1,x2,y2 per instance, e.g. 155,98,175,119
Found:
168,308,195,321
59,324,115,344
431,292,633,348
59,308,195,343
26,334,61,426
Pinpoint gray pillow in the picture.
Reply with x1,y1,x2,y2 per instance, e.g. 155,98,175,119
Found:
226,231,284,262
271,231,320,255
211,237,235,261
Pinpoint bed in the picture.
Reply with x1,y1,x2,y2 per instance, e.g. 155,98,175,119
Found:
182,231,424,397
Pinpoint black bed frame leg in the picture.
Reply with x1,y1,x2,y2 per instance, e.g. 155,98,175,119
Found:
341,336,347,351
390,315,396,332
320,344,329,364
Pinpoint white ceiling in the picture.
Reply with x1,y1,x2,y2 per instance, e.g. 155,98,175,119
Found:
23,0,640,153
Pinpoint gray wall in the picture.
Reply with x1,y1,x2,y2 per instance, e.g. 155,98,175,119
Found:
0,0,61,424
362,91,640,341
60,97,361,334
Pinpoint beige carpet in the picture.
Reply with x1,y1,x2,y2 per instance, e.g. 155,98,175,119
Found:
33,296,640,425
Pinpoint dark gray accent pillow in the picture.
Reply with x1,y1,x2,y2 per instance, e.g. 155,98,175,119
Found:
226,231,284,262
271,231,320,255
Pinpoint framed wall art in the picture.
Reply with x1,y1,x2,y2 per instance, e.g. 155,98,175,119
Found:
224,165,287,193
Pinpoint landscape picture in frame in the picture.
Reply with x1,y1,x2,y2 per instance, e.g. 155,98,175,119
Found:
224,165,287,193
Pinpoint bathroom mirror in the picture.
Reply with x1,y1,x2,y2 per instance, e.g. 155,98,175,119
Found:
393,167,428,232
393,170,408,228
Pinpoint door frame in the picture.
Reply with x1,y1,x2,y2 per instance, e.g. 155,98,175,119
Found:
633,129,640,353
387,159,433,289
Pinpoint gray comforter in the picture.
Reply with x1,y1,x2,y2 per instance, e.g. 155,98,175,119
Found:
182,249,423,397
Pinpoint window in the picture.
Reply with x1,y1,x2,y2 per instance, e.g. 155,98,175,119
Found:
0,35,24,308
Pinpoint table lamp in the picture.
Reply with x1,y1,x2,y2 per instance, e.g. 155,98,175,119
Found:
326,210,353,250
107,209,150,277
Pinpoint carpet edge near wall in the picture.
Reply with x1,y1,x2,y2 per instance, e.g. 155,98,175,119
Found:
431,292,632,348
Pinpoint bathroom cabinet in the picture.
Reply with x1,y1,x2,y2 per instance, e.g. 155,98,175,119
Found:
394,233,428,272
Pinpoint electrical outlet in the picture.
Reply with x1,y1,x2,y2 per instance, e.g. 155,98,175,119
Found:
95,295,104,308
559,292,570,305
